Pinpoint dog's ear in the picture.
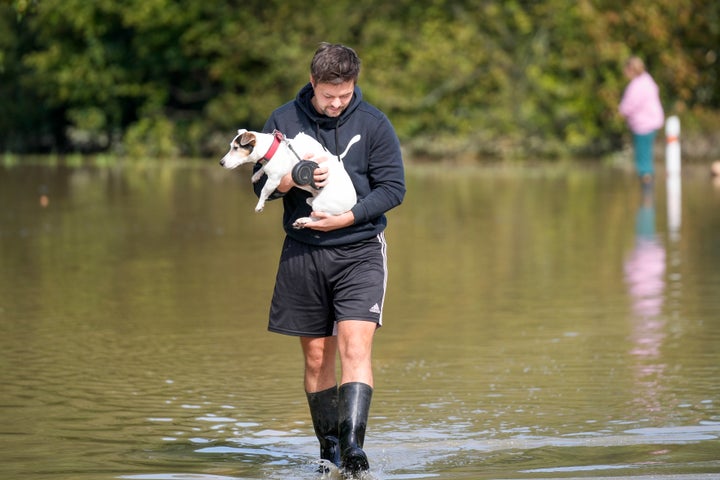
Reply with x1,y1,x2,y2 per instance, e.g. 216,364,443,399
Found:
239,131,255,147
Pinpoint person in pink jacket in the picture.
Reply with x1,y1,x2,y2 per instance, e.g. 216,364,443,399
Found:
619,56,665,183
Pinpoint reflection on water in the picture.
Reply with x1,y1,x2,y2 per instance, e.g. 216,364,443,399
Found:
1,162,720,480
623,184,668,418
624,185,666,323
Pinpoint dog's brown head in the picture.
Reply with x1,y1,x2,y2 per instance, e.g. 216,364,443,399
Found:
219,129,260,169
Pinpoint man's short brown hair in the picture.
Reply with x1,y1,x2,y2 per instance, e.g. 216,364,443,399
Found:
310,42,361,85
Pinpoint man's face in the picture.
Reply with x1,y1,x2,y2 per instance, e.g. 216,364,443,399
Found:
310,78,355,117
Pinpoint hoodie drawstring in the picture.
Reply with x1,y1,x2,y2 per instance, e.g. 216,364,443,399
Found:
313,121,343,163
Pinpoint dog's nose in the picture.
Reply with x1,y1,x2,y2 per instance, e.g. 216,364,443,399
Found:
219,160,225,166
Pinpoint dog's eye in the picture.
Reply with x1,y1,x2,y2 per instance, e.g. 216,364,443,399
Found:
233,143,252,152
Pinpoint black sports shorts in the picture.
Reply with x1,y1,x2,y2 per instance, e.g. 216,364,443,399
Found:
267,233,388,337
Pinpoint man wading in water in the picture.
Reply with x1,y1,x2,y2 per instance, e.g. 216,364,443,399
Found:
251,43,405,477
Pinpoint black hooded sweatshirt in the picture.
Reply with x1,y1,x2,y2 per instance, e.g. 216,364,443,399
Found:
254,82,406,246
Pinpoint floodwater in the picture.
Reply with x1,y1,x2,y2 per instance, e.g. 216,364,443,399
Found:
1,160,719,480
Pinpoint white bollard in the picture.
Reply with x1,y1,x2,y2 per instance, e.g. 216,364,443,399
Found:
665,115,681,176
665,116,681,241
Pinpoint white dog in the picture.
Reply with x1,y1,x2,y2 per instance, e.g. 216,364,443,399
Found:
220,129,358,228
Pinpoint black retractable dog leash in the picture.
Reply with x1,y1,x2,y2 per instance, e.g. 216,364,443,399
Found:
277,129,325,190
291,159,321,189
277,126,345,191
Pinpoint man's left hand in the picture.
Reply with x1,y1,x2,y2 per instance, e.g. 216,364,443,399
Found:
304,210,355,232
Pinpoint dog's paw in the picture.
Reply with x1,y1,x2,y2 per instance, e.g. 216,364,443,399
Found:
292,217,313,229
254,198,267,212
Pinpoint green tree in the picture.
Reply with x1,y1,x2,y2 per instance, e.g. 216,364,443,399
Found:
3,0,719,159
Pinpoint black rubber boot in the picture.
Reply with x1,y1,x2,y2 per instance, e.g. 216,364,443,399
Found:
306,385,341,469
338,382,373,477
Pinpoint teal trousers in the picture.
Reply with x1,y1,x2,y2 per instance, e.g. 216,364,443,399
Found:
633,131,657,177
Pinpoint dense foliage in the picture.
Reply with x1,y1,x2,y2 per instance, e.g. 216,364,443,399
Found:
1,0,718,160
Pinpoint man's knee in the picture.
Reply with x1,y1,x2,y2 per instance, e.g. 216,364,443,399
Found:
302,337,337,374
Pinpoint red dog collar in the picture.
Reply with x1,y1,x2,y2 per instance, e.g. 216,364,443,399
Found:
263,130,285,161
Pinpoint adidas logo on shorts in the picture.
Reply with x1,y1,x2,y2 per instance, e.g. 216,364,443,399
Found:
369,303,381,314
